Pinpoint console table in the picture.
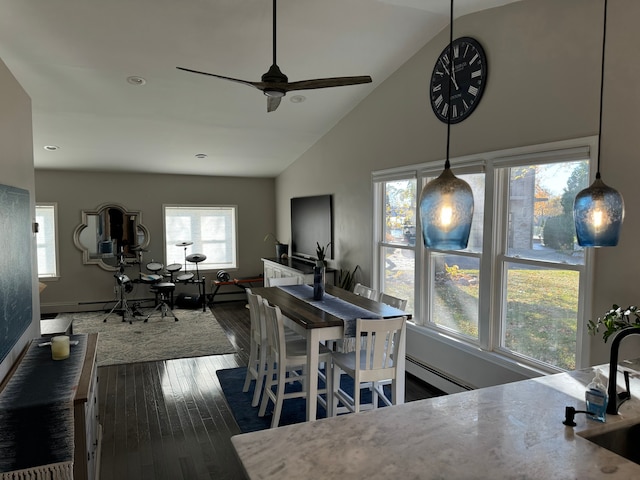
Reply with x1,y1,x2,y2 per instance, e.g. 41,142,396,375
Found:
262,257,336,285
0,333,101,480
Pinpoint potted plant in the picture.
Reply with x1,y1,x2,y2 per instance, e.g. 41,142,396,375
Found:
264,233,288,259
313,241,331,300
588,304,640,342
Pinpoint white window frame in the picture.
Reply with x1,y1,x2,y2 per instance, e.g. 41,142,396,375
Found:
163,204,238,272
35,203,59,279
373,137,597,373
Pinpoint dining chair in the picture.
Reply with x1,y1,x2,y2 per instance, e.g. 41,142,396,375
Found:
331,316,407,415
259,300,333,428
243,289,302,407
353,282,378,300
242,289,270,407
265,276,303,287
379,292,408,310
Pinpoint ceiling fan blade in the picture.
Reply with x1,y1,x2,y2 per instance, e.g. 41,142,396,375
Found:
176,67,261,90
284,76,372,92
267,96,282,112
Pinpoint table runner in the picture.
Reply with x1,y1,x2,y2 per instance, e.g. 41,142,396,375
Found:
278,284,380,336
0,335,88,480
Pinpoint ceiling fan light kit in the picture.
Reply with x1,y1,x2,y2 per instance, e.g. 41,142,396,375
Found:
176,0,372,112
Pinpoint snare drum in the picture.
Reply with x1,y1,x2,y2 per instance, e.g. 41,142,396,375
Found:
166,263,182,273
177,272,195,283
140,273,163,283
146,262,163,273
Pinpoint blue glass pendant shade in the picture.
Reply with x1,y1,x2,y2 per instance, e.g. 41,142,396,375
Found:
419,166,474,250
573,174,624,247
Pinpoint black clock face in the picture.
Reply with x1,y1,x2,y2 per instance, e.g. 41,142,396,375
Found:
430,36,487,124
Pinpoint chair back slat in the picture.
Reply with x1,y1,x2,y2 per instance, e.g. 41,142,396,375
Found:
379,292,408,310
355,316,406,377
246,289,265,344
353,283,378,300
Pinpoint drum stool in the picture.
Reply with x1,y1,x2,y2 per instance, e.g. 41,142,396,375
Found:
146,282,178,322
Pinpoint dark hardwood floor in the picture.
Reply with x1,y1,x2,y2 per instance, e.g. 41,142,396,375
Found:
97,300,443,480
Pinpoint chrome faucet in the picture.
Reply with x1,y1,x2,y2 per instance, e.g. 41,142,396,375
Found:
606,327,640,415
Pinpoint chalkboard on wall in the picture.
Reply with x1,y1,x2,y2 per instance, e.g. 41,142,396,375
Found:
0,184,33,362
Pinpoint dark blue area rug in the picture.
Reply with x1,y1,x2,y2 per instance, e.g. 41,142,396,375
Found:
216,366,391,433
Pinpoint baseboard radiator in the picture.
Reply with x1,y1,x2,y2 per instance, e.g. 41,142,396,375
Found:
406,354,475,394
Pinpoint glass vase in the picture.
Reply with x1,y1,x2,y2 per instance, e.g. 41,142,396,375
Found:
313,262,325,300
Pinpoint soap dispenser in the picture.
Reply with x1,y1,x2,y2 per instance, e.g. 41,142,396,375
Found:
585,370,608,422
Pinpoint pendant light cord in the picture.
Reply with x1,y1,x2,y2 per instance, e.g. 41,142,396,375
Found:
445,0,454,169
596,0,607,179
272,0,278,66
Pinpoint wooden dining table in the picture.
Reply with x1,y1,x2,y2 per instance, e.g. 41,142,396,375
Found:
252,284,410,421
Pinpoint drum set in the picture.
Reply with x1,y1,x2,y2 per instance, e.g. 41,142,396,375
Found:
103,241,208,323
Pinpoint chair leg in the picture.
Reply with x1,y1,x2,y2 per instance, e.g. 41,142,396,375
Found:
258,360,274,418
251,345,268,407
325,359,333,417
331,364,341,417
353,374,361,414
243,339,257,393
270,362,288,429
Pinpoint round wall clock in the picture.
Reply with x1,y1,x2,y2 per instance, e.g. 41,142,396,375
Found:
430,36,487,124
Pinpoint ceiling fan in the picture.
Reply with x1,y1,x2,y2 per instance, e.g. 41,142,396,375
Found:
177,0,373,112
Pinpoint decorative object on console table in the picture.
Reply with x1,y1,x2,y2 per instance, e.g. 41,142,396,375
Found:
313,242,331,300
264,233,288,259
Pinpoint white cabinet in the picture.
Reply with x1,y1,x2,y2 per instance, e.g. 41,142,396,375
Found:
262,257,336,285
0,333,101,480
263,257,312,284
74,333,101,480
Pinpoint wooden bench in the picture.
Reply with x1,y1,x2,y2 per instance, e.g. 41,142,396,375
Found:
209,276,264,305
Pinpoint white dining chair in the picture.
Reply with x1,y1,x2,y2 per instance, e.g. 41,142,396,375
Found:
265,276,303,287
353,283,378,300
331,316,406,415
259,300,333,428
242,289,270,407
379,292,408,310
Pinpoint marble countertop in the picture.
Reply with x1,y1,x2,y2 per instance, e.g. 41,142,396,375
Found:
231,361,640,479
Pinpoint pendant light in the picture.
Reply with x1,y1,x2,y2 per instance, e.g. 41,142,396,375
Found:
573,0,624,247
419,0,474,250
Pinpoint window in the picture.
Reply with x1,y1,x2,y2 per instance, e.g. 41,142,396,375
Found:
376,178,416,313
373,139,594,372
163,205,238,271
35,203,59,278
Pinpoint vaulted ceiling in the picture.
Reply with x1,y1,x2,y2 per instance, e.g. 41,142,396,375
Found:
0,0,520,177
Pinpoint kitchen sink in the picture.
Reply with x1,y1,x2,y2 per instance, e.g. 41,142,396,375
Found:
580,422,640,465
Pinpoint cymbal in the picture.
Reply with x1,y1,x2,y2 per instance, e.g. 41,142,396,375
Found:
176,241,193,247
186,253,207,263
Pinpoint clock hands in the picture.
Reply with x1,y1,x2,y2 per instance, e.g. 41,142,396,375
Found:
440,58,460,91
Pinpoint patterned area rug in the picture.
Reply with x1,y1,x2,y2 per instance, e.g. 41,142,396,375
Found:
60,308,236,366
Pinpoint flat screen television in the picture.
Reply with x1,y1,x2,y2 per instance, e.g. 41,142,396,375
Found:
291,194,333,262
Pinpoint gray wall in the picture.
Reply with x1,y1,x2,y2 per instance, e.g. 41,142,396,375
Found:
0,58,39,380
36,170,276,313
275,0,640,385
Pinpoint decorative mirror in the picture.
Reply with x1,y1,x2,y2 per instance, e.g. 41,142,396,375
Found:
73,203,150,271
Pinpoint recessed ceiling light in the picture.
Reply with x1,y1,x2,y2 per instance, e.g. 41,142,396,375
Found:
290,95,306,103
126,76,147,86
43,145,60,151
195,153,207,159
